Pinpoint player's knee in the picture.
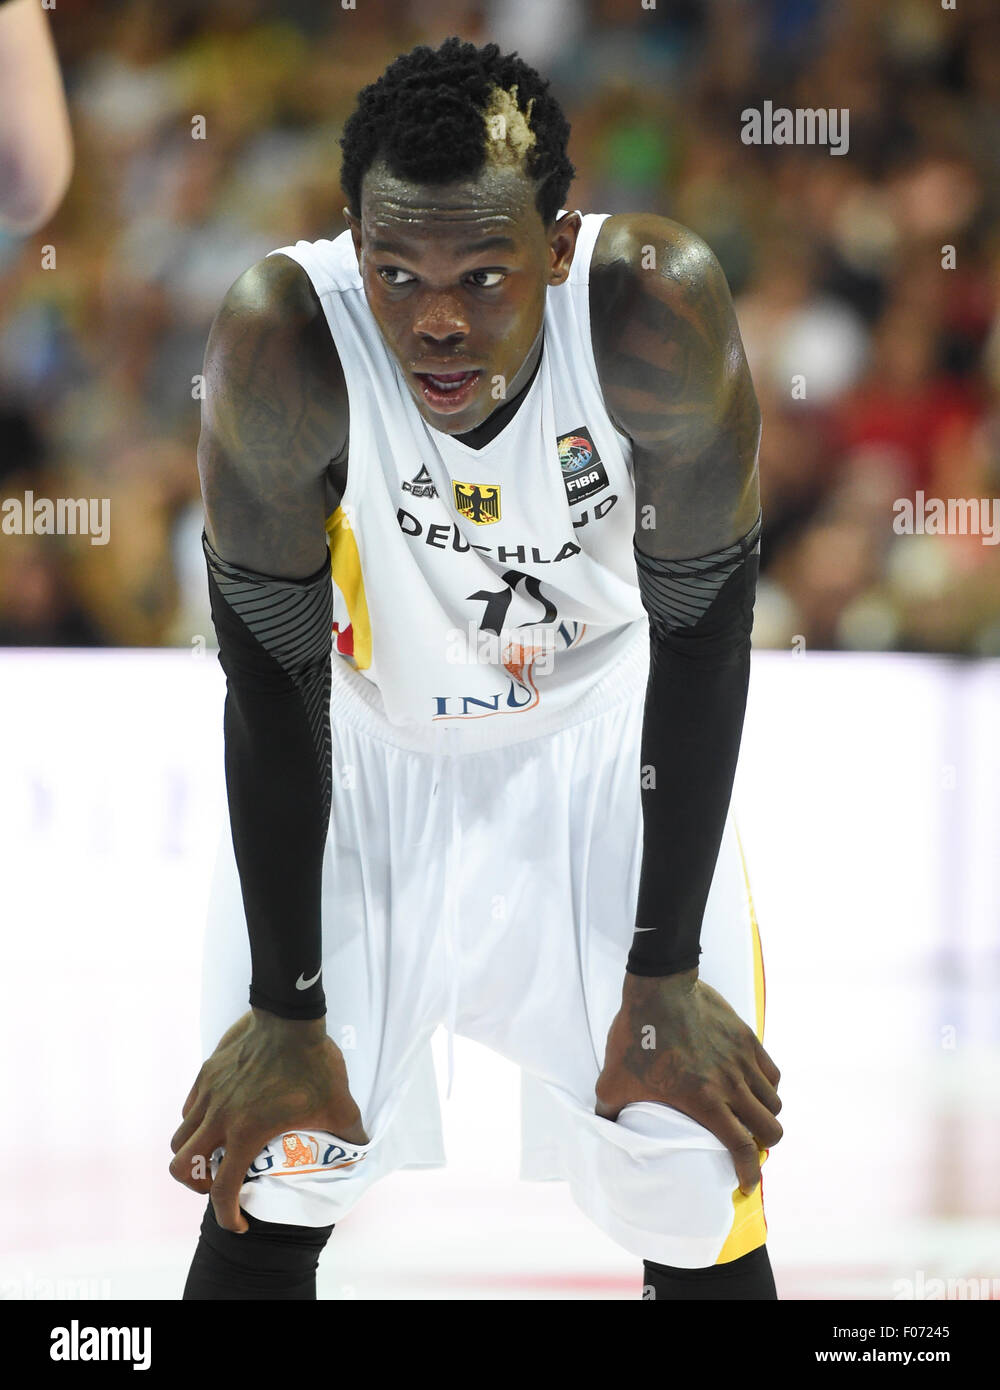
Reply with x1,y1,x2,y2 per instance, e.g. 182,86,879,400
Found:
643,1242,776,1300
182,1199,336,1300
201,1200,334,1260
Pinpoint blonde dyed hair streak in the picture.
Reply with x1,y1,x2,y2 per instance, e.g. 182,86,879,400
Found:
482,84,537,168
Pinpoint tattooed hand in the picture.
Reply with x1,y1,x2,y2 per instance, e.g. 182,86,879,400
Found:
594,969,782,1194
169,1010,369,1233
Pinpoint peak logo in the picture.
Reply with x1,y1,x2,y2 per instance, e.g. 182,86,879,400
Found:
402,464,438,498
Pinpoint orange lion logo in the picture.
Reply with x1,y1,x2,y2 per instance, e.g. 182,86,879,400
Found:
281,1133,318,1168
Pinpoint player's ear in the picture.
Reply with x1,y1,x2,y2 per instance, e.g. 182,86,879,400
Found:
548,210,581,285
343,208,362,263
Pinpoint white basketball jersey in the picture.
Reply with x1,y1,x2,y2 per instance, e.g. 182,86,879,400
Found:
265,211,647,741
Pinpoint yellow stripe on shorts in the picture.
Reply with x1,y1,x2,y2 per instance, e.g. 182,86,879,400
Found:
715,824,768,1264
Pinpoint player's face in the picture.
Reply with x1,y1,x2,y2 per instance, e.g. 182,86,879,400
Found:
345,162,580,433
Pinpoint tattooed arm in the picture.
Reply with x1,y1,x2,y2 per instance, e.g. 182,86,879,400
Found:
589,216,781,1197
199,253,348,575
591,213,760,554
171,256,368,1235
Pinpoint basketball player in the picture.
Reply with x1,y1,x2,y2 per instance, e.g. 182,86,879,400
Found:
171,37,782,1301
0,0,72,235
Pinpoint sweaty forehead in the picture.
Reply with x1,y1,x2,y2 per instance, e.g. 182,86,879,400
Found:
359,162,540,249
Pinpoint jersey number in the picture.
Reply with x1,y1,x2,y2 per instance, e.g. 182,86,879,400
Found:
467,570,558,634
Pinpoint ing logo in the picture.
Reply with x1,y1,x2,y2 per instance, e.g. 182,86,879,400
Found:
282,1133,319,1168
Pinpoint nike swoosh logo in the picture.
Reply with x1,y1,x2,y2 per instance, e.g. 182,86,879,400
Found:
296,968,322,990
634,927,657,932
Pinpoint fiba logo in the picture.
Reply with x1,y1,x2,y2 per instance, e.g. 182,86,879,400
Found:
558,434,593,474
557,425,609,505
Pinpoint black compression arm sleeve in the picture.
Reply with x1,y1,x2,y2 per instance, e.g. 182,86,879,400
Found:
204,532,333,1020
627,514,761,977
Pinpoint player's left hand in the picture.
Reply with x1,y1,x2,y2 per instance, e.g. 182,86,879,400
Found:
594,968,782,1195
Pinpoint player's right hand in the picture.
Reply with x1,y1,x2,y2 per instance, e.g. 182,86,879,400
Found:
168,1008,369,1233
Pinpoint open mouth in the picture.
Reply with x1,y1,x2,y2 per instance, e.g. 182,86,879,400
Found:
414,369,482,412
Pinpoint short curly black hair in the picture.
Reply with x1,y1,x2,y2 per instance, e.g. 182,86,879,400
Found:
339,37,575,228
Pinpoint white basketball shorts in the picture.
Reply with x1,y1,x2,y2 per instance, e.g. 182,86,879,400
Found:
199,621,769,1268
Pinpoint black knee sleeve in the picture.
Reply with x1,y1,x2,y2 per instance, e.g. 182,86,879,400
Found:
182,1199,335,1301
642,1244,777,1301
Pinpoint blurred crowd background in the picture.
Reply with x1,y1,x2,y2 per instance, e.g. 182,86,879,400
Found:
1,0,998,653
